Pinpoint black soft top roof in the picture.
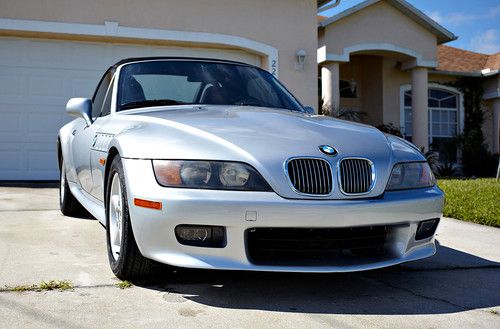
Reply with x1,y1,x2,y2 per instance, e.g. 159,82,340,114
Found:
111,57,255,69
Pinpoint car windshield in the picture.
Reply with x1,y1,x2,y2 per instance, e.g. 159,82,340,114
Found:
117,60,304,112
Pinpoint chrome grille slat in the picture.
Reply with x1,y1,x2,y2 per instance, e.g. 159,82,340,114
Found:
299,160,306,193
315,161,323,195
287,158,332,195
339,158,374,195
311,160,318,193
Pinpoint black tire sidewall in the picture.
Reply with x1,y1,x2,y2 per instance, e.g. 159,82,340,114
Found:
105,155,132,276
59,159,78,215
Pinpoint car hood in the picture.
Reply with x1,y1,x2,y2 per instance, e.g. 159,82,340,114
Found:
107,105,423,199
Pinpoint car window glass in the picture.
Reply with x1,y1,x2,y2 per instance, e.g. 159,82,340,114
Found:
100,77,115,117
117,61,303,112
134,75,201,103
246,77,281,107
92,71,113,118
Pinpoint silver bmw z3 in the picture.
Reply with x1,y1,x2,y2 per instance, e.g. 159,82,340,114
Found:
57,57,444,280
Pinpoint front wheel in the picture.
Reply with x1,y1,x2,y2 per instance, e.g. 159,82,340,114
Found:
106,155,153,280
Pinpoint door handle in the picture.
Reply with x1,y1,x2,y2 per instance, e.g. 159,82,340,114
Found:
72,129,77,136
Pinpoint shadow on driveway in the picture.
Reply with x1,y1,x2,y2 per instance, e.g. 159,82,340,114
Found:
137,242,500,315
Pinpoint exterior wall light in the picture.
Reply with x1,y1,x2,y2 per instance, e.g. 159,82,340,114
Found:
349,78,358,94
296,49,306,70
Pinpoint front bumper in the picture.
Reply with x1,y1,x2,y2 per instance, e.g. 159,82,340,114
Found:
122,158,444,272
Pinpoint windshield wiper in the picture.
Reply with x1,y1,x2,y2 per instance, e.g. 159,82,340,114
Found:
120,99,187,110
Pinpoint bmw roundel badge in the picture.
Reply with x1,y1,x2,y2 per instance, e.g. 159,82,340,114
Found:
319,145,338,156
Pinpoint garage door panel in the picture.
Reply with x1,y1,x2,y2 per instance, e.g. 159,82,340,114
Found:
29,76,65,97
69,43,110,70
111,44,155,61
0,151,21,171
0,111,27,143
0,37,261,180
28,113,64,135
0,39,28,65
71,77,101,98
0,142,58,178
0,143,27,179
27,40,70,66
28,150,58,172
0,113,21,134
0,74,24,96
25,143,59,179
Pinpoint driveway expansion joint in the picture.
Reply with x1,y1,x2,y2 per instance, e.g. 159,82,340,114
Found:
366,276,469,311
0,283,123,293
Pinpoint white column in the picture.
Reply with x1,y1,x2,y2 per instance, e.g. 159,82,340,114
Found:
493,98,500,154
411,67,429,151
321,62,340,116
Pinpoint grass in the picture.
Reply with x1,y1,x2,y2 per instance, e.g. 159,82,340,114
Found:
3,280,73,292
438,178,500,227
116,280,133,289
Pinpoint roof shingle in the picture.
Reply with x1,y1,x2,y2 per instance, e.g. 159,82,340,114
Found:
437,45,500,74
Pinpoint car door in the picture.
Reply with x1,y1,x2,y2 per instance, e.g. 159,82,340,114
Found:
71,69,113,194
88,74,116,201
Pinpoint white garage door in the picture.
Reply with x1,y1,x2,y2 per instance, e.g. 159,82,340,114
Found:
0,37,261,180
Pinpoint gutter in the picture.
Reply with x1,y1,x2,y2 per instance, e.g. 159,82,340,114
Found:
318,0,341,13
430,69,499,78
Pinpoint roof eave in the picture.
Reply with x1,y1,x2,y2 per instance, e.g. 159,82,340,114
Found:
430,69,499,78
318,0,457,44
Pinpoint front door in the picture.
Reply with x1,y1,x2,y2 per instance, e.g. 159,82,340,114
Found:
71,69,113,194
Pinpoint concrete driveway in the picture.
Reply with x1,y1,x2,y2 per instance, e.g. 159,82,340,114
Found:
0,186,499,329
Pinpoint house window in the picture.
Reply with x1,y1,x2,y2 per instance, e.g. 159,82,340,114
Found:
404,88,459,163
340,80,357,98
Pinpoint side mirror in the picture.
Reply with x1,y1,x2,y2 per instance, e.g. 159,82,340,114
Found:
66,98,93,126
303,106,316,114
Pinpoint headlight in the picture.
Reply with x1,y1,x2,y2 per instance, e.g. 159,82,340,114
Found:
152,160,272,191
386,162,435,191
219,163,250,187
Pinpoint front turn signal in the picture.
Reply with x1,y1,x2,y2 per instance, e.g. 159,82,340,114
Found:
133,198,162,210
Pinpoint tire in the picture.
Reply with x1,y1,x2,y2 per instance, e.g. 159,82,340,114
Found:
59,159,86,216
106,155,153,280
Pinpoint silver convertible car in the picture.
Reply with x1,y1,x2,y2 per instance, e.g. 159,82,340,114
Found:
58,57,444,280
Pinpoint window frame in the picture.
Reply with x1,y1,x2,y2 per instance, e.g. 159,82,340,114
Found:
400,84,464,163
99,74,116,117
91,68,115,119
113,60,305,113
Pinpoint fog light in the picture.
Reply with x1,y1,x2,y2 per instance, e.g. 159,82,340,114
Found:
415,218,440,240
175,225,225,248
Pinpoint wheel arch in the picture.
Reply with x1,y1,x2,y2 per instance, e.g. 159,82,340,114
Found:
57,137,62,170
104,146,120,210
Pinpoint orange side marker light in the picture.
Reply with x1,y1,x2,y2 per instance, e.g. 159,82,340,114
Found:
134,198,162,210
99,158,106,166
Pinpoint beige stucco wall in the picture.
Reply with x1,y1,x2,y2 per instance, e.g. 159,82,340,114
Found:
338,57,363,113
0,0,318,107
338,55,383,126
320,1,437,63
